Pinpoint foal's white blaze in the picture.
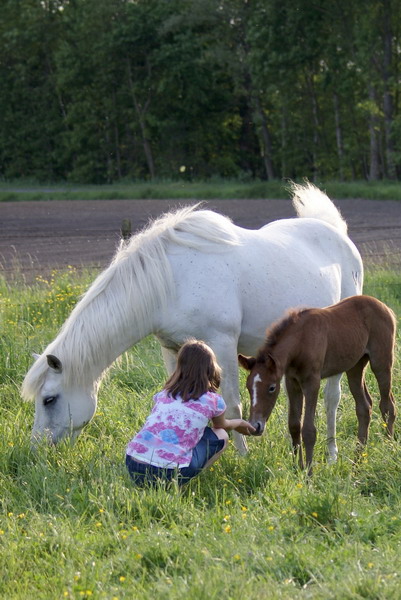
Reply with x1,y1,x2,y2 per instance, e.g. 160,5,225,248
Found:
252,373,262,407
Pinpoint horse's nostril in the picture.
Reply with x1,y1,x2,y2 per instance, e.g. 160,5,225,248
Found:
255,422,262,435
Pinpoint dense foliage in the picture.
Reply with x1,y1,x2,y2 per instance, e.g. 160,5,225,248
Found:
1,0,401,183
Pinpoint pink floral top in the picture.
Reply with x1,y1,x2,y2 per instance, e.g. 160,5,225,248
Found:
126,389,226,468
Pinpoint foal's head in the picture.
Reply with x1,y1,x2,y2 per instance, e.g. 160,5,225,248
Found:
238,353,282,435
239,309,302,435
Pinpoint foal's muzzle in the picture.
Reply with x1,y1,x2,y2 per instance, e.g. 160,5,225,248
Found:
251,421,265,436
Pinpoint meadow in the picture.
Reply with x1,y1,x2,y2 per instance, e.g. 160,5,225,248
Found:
1,265,401,599
2,179,401,202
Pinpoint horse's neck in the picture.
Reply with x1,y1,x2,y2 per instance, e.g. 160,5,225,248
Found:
56,304,153,388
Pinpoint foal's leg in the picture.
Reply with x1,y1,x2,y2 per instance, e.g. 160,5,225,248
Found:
323,374,342,463
369,360,396,437
286,377,304,468
302,377,321,474
346,355,371,445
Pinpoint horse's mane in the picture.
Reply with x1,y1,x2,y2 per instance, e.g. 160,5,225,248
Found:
21,205,241,400
257,308,308,361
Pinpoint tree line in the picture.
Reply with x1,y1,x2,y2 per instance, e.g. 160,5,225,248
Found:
1,0,400,183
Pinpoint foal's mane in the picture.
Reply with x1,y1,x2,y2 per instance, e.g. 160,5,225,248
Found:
257,308,308,361
22,205,240,400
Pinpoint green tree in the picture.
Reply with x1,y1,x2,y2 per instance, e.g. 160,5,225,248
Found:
0,0,66,180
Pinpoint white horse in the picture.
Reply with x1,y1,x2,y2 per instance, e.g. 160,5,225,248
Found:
22,183,363,458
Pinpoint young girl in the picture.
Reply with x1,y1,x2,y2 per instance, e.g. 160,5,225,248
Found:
126,339,255,486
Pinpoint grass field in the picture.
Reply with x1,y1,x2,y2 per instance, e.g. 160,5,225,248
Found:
1,266,401,599
1,179,401,202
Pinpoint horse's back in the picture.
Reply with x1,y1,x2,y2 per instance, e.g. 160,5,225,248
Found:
331,295,395,331
353,295,396,339
161,217,363,356
323,295,396,366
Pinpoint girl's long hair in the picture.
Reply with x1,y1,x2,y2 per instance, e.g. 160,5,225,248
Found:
164,339,221,402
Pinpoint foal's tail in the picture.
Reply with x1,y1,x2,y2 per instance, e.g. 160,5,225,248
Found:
290,181,348,236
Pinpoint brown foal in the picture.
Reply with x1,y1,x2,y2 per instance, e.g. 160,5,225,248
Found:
239,295,396,473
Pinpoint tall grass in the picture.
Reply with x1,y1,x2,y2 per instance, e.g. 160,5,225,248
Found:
1,267,401,599
1,179,401,202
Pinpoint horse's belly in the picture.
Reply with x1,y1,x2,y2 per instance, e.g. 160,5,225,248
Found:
237,241,350,353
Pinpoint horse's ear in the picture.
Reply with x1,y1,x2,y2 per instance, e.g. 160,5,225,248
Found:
47,354,63,373
238,354,256,371
32,353,41,361
267,353,281,374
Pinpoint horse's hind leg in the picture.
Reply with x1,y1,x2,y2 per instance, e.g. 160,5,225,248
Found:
324,374,342,463
369,361,396,437
346,355,371,445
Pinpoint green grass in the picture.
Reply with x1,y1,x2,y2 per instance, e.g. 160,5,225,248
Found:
1,267,401,599
1,179,401,202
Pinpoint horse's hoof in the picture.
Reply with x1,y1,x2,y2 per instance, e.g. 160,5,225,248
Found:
327,452,338,464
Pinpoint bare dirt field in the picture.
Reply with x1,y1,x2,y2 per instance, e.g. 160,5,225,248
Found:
1,197,400,282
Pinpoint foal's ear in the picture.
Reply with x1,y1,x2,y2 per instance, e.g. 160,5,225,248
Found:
267,353,281,373
47,354,63,373
238,354,256,371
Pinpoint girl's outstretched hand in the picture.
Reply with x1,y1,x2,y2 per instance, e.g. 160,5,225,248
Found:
230,419,256,435
231,419,256,436
212,414,256,435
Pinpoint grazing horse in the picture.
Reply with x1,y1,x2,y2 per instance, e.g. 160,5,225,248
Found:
22,183,363,455
239,295,396,472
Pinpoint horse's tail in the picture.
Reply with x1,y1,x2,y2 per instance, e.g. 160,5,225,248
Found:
290,181,348,236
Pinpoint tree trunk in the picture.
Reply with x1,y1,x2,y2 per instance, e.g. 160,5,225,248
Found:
280,104,288,178
306,72,321,181
333,92,344,181
382,0,396,179
126,59,155,180
254,96,275,180
112,90,122,180
368,85,380,181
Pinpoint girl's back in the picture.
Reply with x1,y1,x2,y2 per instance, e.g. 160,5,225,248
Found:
127,389,225,468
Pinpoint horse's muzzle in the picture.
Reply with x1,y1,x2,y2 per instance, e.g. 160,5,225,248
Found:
251,421,265,436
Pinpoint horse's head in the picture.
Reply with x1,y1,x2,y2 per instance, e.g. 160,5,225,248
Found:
30,354,98,445
238,353,281,436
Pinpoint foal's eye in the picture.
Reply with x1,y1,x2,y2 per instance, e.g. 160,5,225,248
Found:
268,384,276,394
43,395,57,406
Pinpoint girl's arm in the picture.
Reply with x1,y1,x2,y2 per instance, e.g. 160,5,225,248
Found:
212,413,256,435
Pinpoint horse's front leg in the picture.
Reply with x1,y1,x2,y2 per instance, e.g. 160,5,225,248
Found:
212,337,248,455
301,377,321,475
286,377,304,469
323,374,342,463
160,345,178,375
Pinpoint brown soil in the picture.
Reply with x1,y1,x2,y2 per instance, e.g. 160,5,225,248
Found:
1,197,401,282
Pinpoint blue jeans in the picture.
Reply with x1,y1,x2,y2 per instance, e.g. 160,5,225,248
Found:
126,427,225,487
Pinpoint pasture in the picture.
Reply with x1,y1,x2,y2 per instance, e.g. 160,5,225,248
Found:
1,265,401,599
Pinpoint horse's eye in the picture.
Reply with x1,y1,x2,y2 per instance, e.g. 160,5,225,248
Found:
268,384,276,393
43,395,57,406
